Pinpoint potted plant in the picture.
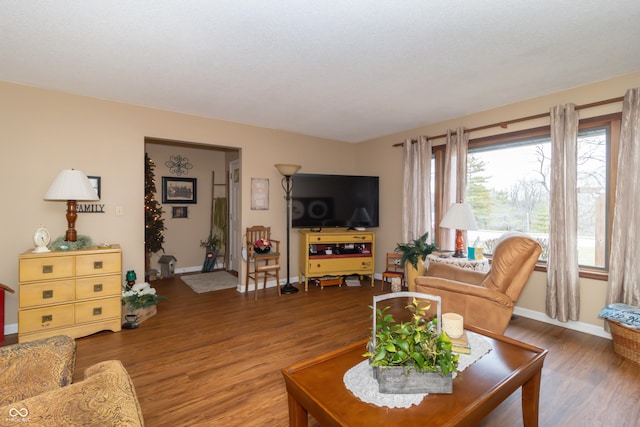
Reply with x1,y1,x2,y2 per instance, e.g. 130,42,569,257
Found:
395,232,437,291
200,232,220,251
200,231,221,272
363,297,459,394
121,282,168,326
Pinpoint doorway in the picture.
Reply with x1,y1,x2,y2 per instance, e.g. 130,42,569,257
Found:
228,159,240,272
144,139,240,276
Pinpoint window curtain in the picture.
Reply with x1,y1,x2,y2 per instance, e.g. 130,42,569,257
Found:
607,88,640,306
440,127,468,250
546,104,580,322
402,136,433,243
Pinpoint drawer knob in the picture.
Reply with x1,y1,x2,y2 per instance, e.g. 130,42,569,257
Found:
93,261,103,269
42,290,53,299
93,307,102,316
93,284,103,292
42,265,53,274
41,314,53,323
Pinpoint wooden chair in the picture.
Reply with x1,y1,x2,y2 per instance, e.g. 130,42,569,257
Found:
245,225,281,301
381,252,404,291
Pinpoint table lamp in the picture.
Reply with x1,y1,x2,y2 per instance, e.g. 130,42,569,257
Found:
44,169,99,242
348,207,372,230
440,203,478,258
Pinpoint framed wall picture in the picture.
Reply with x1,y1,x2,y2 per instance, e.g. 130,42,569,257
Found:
172,206,188,218
251,178,269,210
87,176,101,199
162,177,197,204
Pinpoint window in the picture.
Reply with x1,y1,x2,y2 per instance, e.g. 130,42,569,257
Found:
458,114,620,272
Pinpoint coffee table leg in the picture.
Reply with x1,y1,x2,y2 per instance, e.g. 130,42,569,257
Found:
288,392,308,427
521,368,542,427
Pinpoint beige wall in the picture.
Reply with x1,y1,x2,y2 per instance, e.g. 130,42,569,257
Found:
1,81,357,329
361,71,640,331
2,71,639,333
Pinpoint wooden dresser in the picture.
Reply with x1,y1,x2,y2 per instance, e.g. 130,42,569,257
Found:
298,229,375,291
18,245,122,343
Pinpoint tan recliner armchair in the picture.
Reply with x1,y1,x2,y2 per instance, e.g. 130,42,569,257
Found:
415,232,542,335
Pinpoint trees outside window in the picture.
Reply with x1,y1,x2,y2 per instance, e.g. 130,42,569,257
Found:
463,122,612,270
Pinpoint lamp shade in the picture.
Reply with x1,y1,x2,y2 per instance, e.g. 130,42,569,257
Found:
275,164,301,177
440,203,478,231
44,169,99,201
349,207,372,226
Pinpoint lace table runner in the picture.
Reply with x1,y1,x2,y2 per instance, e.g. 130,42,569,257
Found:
343,331,492,408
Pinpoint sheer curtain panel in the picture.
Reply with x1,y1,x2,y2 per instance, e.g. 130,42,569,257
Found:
402,136,433,243
546,104,580,322
440,127,468,250
607,88,640,306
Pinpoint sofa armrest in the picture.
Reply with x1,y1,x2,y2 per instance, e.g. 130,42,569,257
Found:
0,360,144,426
424,263,487,285
415,276,514,308
0,335,76,405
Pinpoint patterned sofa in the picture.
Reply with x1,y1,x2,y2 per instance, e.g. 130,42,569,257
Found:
0,335,144,426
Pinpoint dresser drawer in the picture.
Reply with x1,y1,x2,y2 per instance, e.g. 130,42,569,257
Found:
19,279,75,308
19,256,74,282
308,257,373,274
76,252,121,276
19,304,75,333
75,296,121,323
76,275,121,299
307,234,373,244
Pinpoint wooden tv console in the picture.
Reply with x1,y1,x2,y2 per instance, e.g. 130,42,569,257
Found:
298,229,375,291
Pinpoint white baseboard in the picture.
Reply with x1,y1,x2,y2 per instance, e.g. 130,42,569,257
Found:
237,275,300,293
174,265,207,274
513,306,611,340
4,323,17,336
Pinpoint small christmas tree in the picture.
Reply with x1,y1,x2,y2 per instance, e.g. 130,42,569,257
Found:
145,153,166,274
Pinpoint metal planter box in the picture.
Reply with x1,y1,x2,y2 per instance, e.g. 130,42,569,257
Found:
370,291,452,394
373,366,453,394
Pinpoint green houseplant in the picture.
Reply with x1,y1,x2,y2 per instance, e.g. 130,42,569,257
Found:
200,232,220,251
395,232,437,291
363,297,459,394
200,231,221,272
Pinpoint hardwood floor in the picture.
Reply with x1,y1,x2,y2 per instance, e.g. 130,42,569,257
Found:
8,274,640,426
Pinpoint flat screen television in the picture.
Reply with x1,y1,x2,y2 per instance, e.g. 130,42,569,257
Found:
291,173,379,229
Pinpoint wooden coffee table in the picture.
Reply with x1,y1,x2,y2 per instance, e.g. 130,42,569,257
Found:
282,325,547,426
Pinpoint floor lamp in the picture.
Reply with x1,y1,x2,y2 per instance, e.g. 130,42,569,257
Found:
275,163,302,294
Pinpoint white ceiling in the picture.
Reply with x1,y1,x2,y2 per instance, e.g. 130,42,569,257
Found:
2,1,640,143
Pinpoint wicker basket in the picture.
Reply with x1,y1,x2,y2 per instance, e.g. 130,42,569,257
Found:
607,319,640,365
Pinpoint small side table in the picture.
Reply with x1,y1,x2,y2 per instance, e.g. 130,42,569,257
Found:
426,254,490,273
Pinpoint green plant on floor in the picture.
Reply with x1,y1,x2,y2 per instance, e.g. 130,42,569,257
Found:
122,282,168,310
200,231,221,251
395,232,437,270
363,298,459,375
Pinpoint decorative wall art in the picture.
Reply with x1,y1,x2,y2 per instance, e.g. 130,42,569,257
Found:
165,155,193,176
251,178,269,210
87,176,101,198
162,177,197,204
172,206,188,218
77,175,105,213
